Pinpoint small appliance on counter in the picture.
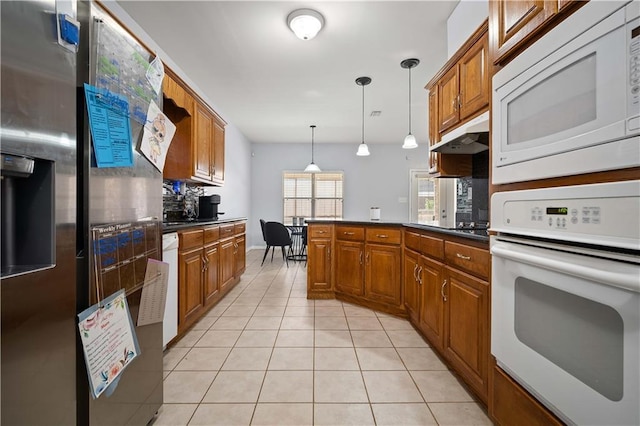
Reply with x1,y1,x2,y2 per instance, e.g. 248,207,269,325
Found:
199,195,224,221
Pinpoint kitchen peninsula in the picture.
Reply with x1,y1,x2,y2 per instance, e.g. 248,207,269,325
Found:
306,219,490,403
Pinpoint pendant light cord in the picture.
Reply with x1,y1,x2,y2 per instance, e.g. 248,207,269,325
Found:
361,84,365,144
311,125,315,163
408,67,412,134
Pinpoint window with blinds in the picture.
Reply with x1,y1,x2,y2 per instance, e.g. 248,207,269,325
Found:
283,172,343,224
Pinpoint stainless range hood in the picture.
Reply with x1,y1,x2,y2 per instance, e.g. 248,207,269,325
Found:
430,111,489,154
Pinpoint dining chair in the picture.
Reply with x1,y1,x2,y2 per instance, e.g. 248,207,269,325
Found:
262,221,293,267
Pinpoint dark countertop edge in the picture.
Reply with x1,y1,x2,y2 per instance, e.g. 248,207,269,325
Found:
305,219,489,243
163,217,247,234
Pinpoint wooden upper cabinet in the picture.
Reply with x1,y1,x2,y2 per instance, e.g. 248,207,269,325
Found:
162,70,226,186
428,90,439,173
212,117,225,185
459,35,489,120
194,104,213,181
489,1,585,66
438,66,460,134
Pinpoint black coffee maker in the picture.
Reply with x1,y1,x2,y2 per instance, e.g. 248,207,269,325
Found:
198,195,222,220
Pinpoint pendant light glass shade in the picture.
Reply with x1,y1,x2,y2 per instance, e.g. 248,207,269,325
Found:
403,133,418,149
401,58,420,149
304,125,321,172
356,143,370,156
355,76,372,157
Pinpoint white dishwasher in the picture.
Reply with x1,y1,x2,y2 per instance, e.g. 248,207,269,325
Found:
162,232,179,349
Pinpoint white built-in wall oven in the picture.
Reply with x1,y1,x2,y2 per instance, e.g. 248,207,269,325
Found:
492,1,640,184
490,181,640,425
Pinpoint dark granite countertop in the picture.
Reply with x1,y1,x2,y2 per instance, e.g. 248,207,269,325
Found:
305,219,489,243
162,217,247,233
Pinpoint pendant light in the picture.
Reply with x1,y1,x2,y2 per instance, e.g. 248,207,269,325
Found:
304,125,321,172
355,77,371,156
401,58,420,149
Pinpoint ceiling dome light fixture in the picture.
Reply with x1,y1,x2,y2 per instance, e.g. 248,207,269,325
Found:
356,76,372,157
401,58,420,149
304,125,321,172
287,9,324,41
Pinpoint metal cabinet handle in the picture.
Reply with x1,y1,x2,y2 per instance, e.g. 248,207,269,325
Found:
441,279,447,302
318,230,326,234
344,231,355,235
365,252,370,264
456,253,471,261
376,234,388,238
202,255,207,273
360,251,363,265
413,263,419,282
328,247,331,260
417,266,423,285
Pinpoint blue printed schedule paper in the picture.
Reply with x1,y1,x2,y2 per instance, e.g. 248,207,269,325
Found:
84,83,133,168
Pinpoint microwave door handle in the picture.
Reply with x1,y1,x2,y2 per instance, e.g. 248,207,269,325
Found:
491,243,640,292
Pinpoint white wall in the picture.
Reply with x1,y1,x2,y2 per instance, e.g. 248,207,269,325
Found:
447,0,489,58
248,143,429,248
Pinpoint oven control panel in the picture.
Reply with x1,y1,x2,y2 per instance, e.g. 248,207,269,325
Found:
491,181,640,250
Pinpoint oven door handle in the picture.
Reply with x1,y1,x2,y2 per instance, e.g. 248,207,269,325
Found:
491,242,640,293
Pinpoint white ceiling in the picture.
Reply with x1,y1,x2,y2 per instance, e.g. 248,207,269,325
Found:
117,1,459,145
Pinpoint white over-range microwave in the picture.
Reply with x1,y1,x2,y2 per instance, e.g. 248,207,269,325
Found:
492,1,640,185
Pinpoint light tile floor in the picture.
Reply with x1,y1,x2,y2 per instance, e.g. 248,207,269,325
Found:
152,249,493,426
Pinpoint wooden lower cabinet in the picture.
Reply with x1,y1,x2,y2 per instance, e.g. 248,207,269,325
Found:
178,246,205,331
308,237,332,295
203,242,220,307
443,265,489,402
418,255,445,354
365,243,401,306
234,234,246,277
403,248,420,323
175,220,246,339
334,240,365,297
219,237,235,293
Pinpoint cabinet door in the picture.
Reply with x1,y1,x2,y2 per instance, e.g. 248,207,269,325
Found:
459,34,489,120
443,266,489,401
234,235,246,276
212,118,225,184
219,238,235,293
365,244,401,306
492,0,558,65
437,65,460,133
403,249,420,323
308,238,332,292
418,255,445,352
178,247,204,332
334,241,364,297
203,243,220,307
428,90,439,174
194,104,213,180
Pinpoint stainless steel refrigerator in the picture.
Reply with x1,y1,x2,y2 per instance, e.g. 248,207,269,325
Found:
1,1,163,424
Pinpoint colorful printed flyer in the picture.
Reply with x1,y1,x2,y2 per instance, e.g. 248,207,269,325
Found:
84,83,133,168
139,100,176,172
78,289,141,399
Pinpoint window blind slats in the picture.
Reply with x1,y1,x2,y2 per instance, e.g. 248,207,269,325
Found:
283,172,343,223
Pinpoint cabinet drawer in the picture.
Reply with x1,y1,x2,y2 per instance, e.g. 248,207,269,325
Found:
336,225,365,241
219,224,235,239
420,234,444,260
445,241,490,279
366,227,401,244
204,226,219,244
309,225,332,239
234,222,246,235
405,230,421,252
179,229,204,251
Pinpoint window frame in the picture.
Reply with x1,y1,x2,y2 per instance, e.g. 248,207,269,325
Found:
282,171,344,224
